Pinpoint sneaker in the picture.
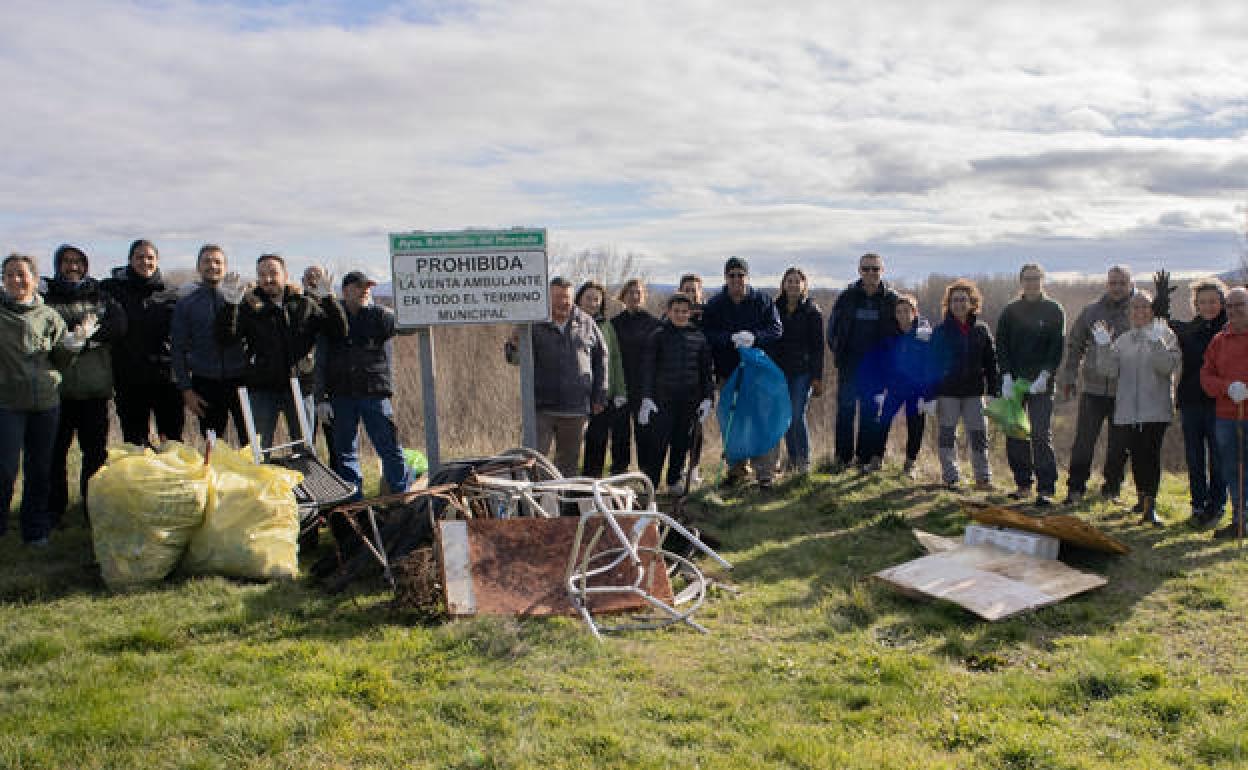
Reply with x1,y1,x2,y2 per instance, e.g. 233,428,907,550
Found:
864,457,882,474
1034,495,1053,508
1213,523,1244,540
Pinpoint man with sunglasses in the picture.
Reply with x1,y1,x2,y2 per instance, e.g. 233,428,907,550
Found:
827,253,900,472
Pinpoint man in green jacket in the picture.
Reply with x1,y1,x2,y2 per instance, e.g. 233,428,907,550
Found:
996,263,1065,506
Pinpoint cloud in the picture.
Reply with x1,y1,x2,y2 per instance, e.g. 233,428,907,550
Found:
0,0,1245,284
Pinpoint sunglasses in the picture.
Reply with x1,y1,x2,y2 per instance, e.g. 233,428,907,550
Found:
860,266,881,272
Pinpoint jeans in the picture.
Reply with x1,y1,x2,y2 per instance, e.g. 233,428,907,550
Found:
0,406,60,542
783,372,813,469
330,397,411,500
190,375,247,446
49,397,111,524
879,392,925,463
1180,402,1225,513
1067,392,1129,496
536,412,589,478
1112,422,1168,498
1005,393,1059,496
644,398,699,487
1216,418,1247,528
835,367,881,465
114,380,184,446
937,396,990,484
249,388,314,450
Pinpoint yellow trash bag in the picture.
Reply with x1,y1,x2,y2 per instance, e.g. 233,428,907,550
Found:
183,444,304,581
88,442,211,592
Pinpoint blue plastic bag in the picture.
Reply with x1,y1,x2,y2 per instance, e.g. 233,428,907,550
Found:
716,347,792,464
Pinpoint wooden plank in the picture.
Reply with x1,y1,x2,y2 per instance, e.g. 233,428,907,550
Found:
962,501,1130,554
436,516,674,617
874,545,1108,621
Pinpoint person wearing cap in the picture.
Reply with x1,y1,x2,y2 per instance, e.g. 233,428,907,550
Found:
702,256,783,487
505,276,608,477
0,254,83,546
217,254,346,450
170,244,249,444
41,244,127,527
827,252,900,473
102,239,184,445
317,269,412,498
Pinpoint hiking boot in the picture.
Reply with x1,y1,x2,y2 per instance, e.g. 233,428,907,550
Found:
863,457,882,474
1138,497,1163,527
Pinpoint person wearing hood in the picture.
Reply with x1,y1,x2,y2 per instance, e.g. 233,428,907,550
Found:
170,244,249,444
1154,272,1229,527
217,253,347,450
102,239,183,445
996,263,1065,507
929,278,999,490
763,266,824,475
1,254,83,546
41,244,127,527
1057,265,1134,504
827,252,900,473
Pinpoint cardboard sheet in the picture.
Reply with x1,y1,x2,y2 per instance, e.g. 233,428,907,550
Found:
962,501,1130,554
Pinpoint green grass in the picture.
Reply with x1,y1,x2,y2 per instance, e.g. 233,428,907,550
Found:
2,463,1247,769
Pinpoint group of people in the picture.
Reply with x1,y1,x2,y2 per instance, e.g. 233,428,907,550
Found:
515,254,1248,540
1,242,415,547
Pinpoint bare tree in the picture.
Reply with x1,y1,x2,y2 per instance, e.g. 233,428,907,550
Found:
549,244,652,289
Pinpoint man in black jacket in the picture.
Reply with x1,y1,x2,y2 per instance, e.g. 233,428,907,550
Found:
827,253,899,472
102,239,183,445
218,254,347,449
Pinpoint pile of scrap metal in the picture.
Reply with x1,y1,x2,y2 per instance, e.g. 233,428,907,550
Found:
873,501,1129,621
313,448,732,637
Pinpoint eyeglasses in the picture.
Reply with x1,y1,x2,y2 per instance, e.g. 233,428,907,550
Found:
860,266,881,272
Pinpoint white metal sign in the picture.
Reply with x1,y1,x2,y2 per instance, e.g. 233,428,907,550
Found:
390,228,549,327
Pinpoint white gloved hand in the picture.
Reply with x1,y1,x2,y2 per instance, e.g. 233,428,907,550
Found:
918,398,938,416
1147,319,1165,342
1030,370,1050,394
612,395,627,409
316,402,334,422
873,392,886,409
730,331,755,348
220,272,246,304
638,398,658,426
1229,381,1248,404
306,272,333,299
1091,322,1112,347
697,398,713,422
915,321,932,342
1002,374,1015,395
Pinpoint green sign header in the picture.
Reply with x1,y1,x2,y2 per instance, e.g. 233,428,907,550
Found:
391,229,546,253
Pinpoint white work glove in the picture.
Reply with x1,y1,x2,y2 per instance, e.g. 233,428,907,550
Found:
915,320,932,342
62,313,99,351
613,395,627,409
1147,319,1165,342
316,402,334,422
918,398,938,416
873,392,886,409
1030,370,1050,394
697,398,713,422
730,331,755,348
220,272,246,304
1091,321,1112,347
1229,381,1248,404
306,271,333,299
1002,374,1015,395
638,398,658,426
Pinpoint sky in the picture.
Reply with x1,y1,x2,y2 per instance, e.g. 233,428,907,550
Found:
2,0,1247,288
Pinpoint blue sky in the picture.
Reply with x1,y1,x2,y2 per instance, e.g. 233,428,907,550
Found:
1,0,1246,288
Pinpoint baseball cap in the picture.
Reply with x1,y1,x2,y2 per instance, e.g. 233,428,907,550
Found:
341,270,379,289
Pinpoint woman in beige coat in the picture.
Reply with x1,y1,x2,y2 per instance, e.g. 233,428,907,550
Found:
1093,291,1181,525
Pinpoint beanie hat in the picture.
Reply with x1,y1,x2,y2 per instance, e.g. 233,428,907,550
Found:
723,256,749,275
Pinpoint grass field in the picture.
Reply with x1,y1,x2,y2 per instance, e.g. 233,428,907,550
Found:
2,461,1247,769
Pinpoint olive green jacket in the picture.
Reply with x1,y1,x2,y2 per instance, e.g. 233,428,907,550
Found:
0,294,73,412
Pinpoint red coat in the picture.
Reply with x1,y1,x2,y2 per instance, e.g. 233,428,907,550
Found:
1200,326,1248,420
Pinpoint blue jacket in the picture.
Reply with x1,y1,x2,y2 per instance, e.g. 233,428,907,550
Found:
702,286,783,381
861,319,936,400
171,283,247,389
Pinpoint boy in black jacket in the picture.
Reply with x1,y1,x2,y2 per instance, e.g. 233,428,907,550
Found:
637,294,714,493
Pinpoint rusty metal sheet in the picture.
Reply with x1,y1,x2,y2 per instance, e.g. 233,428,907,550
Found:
875,544,1109,621
437,516,674,617
962,501,1130,554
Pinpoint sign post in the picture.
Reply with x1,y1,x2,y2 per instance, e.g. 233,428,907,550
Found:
390,229,549,470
